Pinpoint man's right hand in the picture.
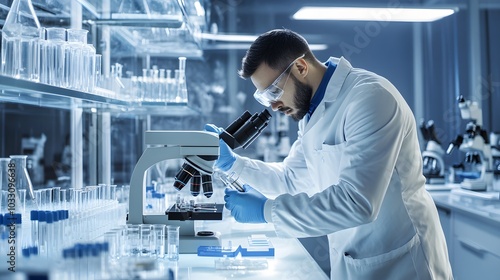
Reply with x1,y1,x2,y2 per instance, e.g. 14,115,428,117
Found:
204,124,236,171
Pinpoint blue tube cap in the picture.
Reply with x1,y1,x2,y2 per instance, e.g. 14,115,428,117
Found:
30,210,38,221
38,211,46,222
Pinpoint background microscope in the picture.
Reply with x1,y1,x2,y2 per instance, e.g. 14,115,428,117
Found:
420,120,445,184
446,96,493,191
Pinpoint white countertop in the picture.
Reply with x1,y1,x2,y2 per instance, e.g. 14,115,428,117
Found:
428,186,500,225
168,217,329,279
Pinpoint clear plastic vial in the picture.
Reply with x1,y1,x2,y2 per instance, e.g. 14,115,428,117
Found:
1,0,41,81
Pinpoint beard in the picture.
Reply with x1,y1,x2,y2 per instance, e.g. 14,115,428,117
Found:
289,74,313,121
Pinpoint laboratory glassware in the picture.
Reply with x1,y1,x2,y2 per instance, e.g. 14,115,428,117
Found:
65,29,88,90
176,57,188,103
1,0,41,81
0,158,11,212
95,54,102,88
140,224,153,257
167,225,179,261
45,28,67,87
152,224,166,258
83,43,96,93
38,27,49,84
126,224,140,257
10,155,37,213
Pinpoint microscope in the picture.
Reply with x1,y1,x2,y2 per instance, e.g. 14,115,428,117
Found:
128,109,271,253
446,96,493,191
420,120,445,184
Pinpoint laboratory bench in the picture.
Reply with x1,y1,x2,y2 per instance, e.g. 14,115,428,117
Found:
0,212,329,280
428,187,500,280
175,218,330,279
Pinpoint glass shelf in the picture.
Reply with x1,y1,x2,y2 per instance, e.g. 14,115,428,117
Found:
0,75,200,116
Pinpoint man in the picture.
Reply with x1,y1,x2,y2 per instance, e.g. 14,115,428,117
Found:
206,29,453,279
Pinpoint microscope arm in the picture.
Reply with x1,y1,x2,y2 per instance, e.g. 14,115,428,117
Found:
128,131,219,225
129,146,186,224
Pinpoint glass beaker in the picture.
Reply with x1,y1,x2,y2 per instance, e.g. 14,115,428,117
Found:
46,28,67,87
9,155,37,213
139,224,153,257
152,224,166,259
167,225,179,261
65,29,88,90
82,44,96,93
39,27,49,84
1,0,41,81
126,224,140,257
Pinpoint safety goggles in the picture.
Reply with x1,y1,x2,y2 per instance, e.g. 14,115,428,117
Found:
253,54,305,107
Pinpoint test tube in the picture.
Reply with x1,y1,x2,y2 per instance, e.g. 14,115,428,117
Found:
46,212,55,258
167,225,180,261
94,54,102,88
30,210,39,255
44,188,53,210
53,211,60,255
17,189,26,214
109,185,117,202
38,211,47,257
53,187,61,208
34,190,42,210
60,189,67,210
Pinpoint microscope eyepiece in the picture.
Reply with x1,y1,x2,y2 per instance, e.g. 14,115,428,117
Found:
220,109,272,149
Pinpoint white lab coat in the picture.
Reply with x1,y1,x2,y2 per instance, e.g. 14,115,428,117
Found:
228,57,453,279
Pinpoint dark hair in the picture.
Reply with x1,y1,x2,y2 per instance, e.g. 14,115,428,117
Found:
238,29,314,79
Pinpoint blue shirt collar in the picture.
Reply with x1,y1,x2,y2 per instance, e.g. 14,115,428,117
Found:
307,60,337,118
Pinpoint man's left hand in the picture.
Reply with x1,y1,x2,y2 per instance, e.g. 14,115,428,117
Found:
224,184,267,223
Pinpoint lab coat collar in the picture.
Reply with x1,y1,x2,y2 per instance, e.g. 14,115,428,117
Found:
303,57,353,130
322,57,352,103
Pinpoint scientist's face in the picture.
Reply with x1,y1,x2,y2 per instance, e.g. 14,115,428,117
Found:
251,60,313,121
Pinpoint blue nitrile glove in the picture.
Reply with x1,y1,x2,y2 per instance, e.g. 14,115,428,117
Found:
204,124,236,171
224,184,267,223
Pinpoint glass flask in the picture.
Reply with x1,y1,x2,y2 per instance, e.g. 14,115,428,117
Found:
9,155,37,213
1,0,41,81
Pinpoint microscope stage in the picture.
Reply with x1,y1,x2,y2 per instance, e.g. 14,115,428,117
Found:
167,203,224,221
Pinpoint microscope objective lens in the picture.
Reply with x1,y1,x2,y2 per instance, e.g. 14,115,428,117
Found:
190,173,201,196
173,163,197,191
201,175,213,198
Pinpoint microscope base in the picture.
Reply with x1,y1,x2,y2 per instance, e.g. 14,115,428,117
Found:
425,177,445,184
178,231,221,254
461,179,487,191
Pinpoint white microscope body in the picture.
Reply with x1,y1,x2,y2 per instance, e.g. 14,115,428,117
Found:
451,97,494,191
420,120,445,184
128,130,222,253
